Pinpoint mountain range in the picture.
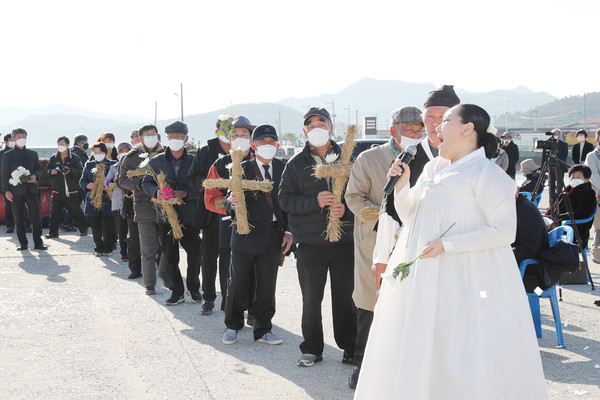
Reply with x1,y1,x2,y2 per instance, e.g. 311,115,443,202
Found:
2,77,595,147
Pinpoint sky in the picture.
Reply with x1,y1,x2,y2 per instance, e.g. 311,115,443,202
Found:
1,0,598,120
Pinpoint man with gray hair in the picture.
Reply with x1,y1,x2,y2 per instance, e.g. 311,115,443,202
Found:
345,105,423,388
551,128,569,174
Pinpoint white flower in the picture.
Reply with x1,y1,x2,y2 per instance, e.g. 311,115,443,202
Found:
325,153,339,163
17,166,29,174
218,114,231,122
91,168,97,174
9,178,19,186
225,163,232,170
487,124,498,135
138,158,150,168
139,153,148,159
11,170,20,179
217,153,225,160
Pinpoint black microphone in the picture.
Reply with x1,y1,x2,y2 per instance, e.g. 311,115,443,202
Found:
383,145,418,194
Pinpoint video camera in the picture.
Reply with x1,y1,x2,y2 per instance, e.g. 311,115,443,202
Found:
534,131,558,151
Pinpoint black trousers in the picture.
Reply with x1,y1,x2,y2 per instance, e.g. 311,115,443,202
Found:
354,308,374,368
49,193,88,235
225,224,281,339
89,215,115,253
12,193,43,247
4,195,14,229
158,223,201,298
126,214,141,273
201,224,231,308
296,241,357,357
115,213,128,258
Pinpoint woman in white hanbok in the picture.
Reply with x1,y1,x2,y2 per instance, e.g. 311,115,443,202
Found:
355,104,547,400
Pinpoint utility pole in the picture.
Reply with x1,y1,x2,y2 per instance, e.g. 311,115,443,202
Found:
503,97,508,133
584,92,587,131
277,110,282,141
154,101,157,126
180,83,184,121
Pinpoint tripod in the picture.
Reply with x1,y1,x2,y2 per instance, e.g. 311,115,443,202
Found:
531,148,595,300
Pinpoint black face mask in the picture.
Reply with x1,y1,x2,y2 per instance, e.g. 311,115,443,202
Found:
82,143,89,150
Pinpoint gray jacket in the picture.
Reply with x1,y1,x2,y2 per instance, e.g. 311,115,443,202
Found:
117,144,165,222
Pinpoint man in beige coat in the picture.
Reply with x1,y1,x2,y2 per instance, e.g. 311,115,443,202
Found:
344,106,424,388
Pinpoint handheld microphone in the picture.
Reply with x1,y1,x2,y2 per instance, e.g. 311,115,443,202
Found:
383,145,418,194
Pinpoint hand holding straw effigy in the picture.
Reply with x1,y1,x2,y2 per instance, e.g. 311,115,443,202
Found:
313,125,358,242
150,172,184,239
90,163,106,210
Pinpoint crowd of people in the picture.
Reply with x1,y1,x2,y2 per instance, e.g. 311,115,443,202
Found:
3,84,600,399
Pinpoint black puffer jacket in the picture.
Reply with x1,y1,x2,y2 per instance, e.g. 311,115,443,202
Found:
279,141,353,245
47,150,83,195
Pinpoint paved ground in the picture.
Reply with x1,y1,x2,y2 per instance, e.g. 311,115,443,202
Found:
0,229,599,399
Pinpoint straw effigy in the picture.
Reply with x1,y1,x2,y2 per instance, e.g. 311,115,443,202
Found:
151,172,184,239
106,182,117,200
360,205,380,222
313,125,358,242
203,149,273,234
126,168,146,178
90,163,106,210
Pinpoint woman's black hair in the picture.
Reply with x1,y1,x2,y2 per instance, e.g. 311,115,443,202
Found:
455,104,497,159
568,164,592,179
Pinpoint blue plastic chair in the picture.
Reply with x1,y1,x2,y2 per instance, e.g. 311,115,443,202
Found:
561,202,597,284
519,225,574,348
520,188,543,206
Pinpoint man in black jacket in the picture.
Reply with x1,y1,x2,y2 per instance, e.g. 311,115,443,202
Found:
187,114,235,314
551,128,570,174
1,128,46,250
501,132,520,180
1,133,17,233
572,129,594,165
222,125,292,345
279,107,356,367
142,121,201,306
119,124,165,293
45,136,88,238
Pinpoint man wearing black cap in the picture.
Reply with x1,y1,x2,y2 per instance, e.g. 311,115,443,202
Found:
221,124,292,345
0,133,17,233
1,127,46,250
188,115,233,313
201,116,256,317
142,121,201,306
279,107,357,367
119,124,165,294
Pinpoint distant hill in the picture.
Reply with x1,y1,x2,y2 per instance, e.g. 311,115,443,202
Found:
0,78,570,146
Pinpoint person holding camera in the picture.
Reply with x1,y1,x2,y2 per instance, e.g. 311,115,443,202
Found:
46,136,89,238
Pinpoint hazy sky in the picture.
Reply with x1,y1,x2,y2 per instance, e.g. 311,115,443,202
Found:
2,0,597,120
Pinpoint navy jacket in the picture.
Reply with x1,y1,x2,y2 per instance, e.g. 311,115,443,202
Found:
225,158,289,255
47,150,83,195
1,146,43,197
142,147,198,226
79,158,116,216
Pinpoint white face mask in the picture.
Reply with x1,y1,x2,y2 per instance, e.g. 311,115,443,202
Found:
143,135,158,149
554,135,560,140
57,145,68,153
577,135,586,143
16,138,27,147
256,144,277,160
94,153,106,162
503,140,510,146
8,141,16,148
570,178,584,188
118,153,127,161
218,135,230,144
231,137,251,152
168,139,185,151
105,142,115,149
307,128,331,147
397,135,423,149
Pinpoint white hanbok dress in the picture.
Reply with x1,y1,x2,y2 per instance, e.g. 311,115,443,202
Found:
355,148,547,400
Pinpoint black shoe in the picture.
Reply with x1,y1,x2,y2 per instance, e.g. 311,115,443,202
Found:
145,286,156,295
17,244,27,251
342,350,355,365
246,314,255,327
191,292,202,303
45,233,58,239
63,225,77,232
6,227,14,233
79,229,88,236
165,294,185,306
121,255,128,262
128,271,142,279
200,300,214,315
594,300,600,307
34,244,48,250
348,367,360,389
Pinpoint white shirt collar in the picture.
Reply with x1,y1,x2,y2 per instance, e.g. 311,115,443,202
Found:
255,158,272,178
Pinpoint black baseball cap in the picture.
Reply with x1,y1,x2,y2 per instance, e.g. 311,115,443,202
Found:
303,107,331,126
252,124,278,141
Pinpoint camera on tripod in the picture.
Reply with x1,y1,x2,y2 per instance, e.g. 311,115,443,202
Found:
534,132,558,152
